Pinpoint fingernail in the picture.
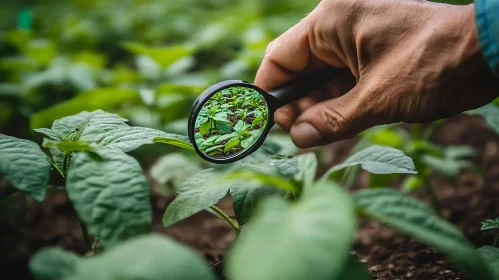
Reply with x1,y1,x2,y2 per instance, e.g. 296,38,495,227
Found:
291,122,321,148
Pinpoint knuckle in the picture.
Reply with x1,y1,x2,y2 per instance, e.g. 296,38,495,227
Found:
322,107,348,135
359,78,402,124
264,39,280,59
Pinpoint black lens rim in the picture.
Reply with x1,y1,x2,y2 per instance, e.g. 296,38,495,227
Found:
188,80,277,164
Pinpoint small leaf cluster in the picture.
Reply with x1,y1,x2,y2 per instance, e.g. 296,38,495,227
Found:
194,86,268,157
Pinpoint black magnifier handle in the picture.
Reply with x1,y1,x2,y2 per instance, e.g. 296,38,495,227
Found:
268,67,340,109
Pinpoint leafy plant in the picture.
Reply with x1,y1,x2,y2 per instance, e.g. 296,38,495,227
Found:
1,110,191,251
481,217,499,247
159,145,493,280
344,122,479,215
194,86,268,157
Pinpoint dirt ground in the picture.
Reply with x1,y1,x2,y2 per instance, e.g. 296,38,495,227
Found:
1,114,498,280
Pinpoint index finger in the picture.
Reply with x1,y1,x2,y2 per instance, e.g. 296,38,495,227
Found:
254,18,317,92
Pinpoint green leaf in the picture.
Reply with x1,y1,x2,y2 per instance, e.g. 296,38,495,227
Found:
228,154,304,225
30,234,216,280
354,189,493,280
156,83,206,96
230,185,285,225
445,145,476,159
149,153,201,195
35,110,191,166
322,145,417,180
30,88,141,130
478,246,499,279
230,154,299,179
153,136,193,151
224,137,240,153
215,121,232,133
222,170,298,193
199,121,211,136
337,255,372,280
42,138,95,154
481,218,499,231
368,128,404,149
402,175,425,193
226,182,357,280
0,134,51,202
122,42,194,68
250,115,264,129
29,248,79,280
421,155,473,178
294,152,317,187
468,103,499,134
162,169,232,227
66,150,152,247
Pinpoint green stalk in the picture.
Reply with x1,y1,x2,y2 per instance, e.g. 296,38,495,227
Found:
423,179,442,216
493,235,498,247
49,161,65,179
62,153,72,176
210,205,240,236
78,217,92,250
411,124,422,139
63,153,92,250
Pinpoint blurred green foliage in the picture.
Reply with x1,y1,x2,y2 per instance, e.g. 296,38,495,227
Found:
0,0,479,179
0,0,320,139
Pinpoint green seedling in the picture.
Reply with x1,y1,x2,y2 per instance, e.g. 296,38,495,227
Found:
194,86,268,157
481,217,499,247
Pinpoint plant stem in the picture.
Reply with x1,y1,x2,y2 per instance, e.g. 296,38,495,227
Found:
494,235,498,247
50,161,65,179
423,179,442,216
78,218,92,251
411,124,422,139
210,205,240,236
62,153,72,176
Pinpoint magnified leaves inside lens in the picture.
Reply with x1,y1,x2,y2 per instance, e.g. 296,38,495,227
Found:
194,86,269,159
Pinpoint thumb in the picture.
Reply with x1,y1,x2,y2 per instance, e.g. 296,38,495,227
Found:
289,84,385,148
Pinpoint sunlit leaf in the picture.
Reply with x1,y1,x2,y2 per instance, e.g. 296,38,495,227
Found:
481,218,499,231
122,42,194,68
322,145,417,181
162,169,232,227
226,182,357,280
35,110,192,167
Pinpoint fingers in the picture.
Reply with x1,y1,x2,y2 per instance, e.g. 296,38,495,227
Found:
274,104,296,131
289,83,390,148
273,68,356,132
255,17,324,92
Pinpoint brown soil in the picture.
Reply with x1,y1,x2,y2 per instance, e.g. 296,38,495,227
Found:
227,114,241,125
1,114,499,280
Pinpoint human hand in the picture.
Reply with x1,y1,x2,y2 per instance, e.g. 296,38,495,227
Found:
255,0,499,148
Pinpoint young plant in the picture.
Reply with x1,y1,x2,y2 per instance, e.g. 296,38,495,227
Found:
1,110,191,252
195,106,233,137
194,86,269,157
160,145,495,280
342,122,479,215
481,217,499,247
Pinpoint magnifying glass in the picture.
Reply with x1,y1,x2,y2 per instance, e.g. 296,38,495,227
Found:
188,67,339,164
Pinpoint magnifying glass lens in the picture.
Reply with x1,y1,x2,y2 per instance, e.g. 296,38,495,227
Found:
193,86,269,159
